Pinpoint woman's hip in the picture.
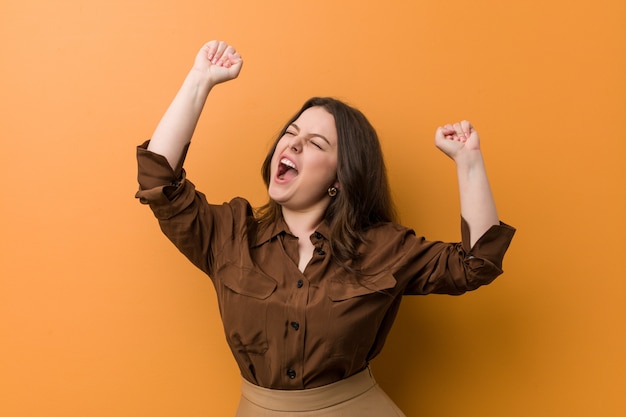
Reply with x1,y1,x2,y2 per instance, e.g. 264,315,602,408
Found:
235,367,405,417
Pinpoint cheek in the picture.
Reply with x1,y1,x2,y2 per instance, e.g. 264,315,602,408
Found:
268,156,277,175
325,155,339,175
268,150,282,175
311,156,338,181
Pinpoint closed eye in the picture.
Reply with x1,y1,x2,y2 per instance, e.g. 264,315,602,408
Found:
309,140,323,149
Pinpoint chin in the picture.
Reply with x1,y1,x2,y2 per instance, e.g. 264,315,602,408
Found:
267,189,287,206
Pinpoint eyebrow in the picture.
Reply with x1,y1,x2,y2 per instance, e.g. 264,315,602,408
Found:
290,123,331,146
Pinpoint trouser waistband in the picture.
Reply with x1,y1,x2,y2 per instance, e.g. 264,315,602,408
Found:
240,367,376,412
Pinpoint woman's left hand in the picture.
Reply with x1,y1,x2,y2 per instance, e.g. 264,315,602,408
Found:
435,120,481,162
435,120,499,246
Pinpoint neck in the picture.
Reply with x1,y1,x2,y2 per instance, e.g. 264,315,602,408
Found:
281,207,325,238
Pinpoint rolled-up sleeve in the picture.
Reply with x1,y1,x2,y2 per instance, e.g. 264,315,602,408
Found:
401,218,516,295
135,140,194,216
461,217,516,280
135,141,250,277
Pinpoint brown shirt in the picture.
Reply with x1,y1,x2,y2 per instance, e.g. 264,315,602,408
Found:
136,142,516,390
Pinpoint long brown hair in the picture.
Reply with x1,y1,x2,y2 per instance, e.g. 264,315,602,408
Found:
256,97,397,265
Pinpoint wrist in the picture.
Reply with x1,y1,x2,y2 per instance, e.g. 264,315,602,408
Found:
186,68,217,93
454,149,484,171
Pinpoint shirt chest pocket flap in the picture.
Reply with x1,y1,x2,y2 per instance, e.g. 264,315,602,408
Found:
219,263,277,299
329,273,397,301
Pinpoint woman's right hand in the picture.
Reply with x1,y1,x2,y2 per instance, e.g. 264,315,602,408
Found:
147,40,243,169
193,40,243,86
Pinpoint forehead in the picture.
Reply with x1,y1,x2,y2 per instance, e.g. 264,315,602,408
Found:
293,106,337,141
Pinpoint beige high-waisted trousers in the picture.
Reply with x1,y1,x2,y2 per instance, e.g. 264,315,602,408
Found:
235,367,406,417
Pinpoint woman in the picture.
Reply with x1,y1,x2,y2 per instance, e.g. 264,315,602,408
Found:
136,40,515,416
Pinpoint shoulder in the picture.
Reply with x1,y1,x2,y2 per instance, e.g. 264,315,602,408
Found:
227,196,254,211
357,222,424,263
341,222,427,278
213,197,256,223
363,222,418,241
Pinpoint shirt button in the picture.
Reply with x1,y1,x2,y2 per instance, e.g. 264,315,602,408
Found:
297,280,304,288
290,321,300,330
286,369,297,379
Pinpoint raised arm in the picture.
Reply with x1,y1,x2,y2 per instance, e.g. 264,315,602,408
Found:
148,40,243,170
435,121,500,247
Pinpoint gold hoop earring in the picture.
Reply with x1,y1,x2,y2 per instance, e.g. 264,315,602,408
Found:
328,186,338,197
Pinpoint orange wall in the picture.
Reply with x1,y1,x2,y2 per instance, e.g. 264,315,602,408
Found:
1,0,625,416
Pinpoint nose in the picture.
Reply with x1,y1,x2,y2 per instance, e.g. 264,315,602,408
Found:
288,134,303,153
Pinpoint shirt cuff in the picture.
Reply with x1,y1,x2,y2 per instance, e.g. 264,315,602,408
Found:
135,140,194,215
461,217,516,271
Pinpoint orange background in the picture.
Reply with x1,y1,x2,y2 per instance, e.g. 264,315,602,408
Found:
1,0,625,416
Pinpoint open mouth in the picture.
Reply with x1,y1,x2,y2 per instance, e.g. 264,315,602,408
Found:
277,158,298,180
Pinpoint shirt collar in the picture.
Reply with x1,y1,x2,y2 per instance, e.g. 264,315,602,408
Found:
252,217,289,247
252,216,331,247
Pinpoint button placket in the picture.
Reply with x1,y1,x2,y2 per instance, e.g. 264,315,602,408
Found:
284,271,307,387
311,231,326,257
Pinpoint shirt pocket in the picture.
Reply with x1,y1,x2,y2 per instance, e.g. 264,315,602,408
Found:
325,274,397,361
217,263,277,355
328,273,397,301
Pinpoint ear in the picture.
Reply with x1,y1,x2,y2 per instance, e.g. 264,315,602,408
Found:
333,180,340,189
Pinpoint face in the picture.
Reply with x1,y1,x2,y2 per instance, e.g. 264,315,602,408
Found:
268,106,339,213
